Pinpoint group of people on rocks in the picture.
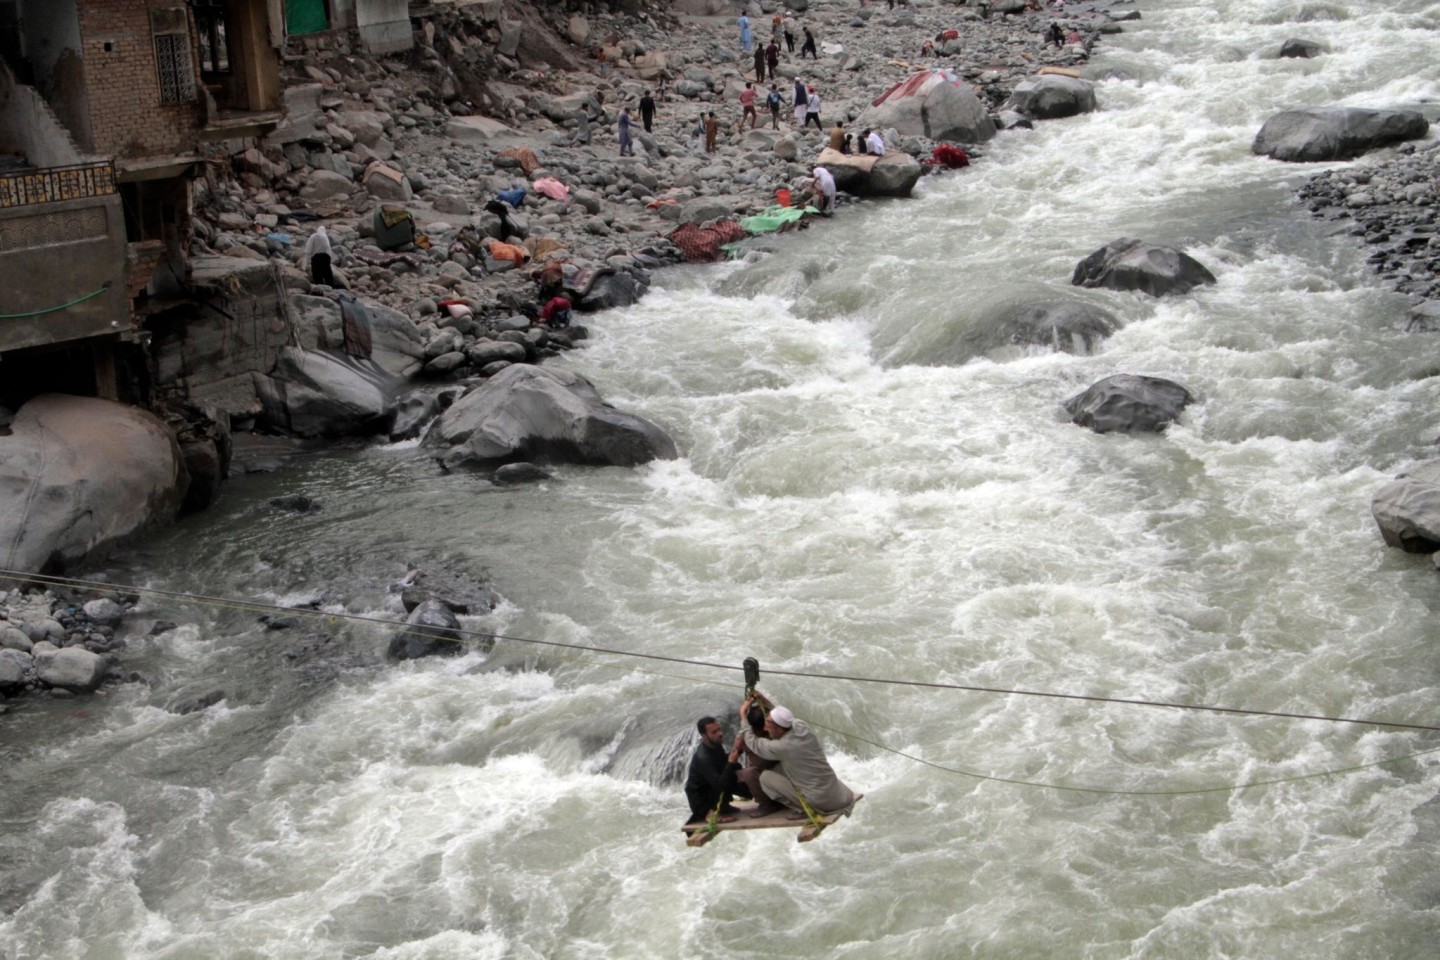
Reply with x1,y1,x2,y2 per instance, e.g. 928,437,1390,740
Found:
684,691,857,827
739,12,818,61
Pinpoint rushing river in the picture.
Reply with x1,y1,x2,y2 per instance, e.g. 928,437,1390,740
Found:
5,1,1440,957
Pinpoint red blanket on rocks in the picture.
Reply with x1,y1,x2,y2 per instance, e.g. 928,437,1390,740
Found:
668,220,748,262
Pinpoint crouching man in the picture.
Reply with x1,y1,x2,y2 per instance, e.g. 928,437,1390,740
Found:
738,698,856,817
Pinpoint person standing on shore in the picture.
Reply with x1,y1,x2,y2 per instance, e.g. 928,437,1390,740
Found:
765,39,780,81
828,120,845,152
771,14,783,47
793,76,808,126
804,86,823,130
738,13,753,54
639,90,656,133
1047,22,1064,48
738,82,758,132
782,15,797,53
801,26,818,60
305,226,336,287
617,106,634,157
766,84,782,130
704,111,719,153
753,43,766,82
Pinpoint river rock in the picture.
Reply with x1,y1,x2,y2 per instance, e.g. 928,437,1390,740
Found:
816,148,922,198
492,462,552,485
82,598,125,627
299,169,354,201
0,649,31,690
575,268,651,311
390,390,441,441
171,688,226,715
398,567,496,616
1072,238,1217,297
1,625,33,652
1278,38,1322,58
387,599,466,660
856,69,996,143
997,300,1120,354
363,162,413,201
1402,301,1440,334
37,646,108,692
1253,108,1430,162
1063,374,1193,434
0,395,188,574
466,340,528,365
255,347,397,438
1002,75,1098,120
1371,459,1440,553
422,364,678,469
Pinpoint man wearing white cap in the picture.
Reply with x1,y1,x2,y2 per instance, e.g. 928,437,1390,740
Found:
738,697,856,817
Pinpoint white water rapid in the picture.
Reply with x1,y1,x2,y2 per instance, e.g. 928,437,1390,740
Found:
4,1,1440,957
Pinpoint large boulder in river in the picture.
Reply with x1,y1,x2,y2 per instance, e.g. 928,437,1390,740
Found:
37,646,108,692
1064,375,1193,434
255,347,397,438
1371,460,1440,554
816,148,922,198
1278,38,1322,59
1002,75,1098,120
387,599,467,660
856,69,996,144
422,364,678,470
0,395,188,573
997,300,1120,354
1253,108,1429,162
1072,238,1216,297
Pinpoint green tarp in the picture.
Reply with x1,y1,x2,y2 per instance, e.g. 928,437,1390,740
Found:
739,204,818,235
286,0,329,36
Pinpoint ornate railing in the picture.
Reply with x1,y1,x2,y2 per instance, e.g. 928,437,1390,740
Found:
0,161,117,210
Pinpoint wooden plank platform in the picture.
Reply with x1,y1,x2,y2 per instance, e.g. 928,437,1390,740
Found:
681,796,862,847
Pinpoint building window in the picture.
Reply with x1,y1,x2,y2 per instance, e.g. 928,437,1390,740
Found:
149,7,197,105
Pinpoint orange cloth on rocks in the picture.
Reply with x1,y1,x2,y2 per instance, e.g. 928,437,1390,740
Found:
485,240,530,265
498,146,541,176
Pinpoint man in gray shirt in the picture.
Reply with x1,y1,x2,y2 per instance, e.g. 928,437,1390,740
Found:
739,698,856,816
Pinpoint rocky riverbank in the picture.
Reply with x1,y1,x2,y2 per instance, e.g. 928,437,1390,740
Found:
1298,138,1440,303
197,0,1114,329
0,585,148,712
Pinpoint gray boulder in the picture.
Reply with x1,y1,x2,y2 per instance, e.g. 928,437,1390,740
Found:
82,598,125,626
422,364,678,469
997,300,1120,354
256,347,397,438
1063,374,1193,434
1072,238,1217,297
816,148,922,198
857,69,996,143
576,268,651,312
492,462,552,485
0,649,31,690
37,646,108,692
1402,301,1440,334
1253,108,1429,162
1002,75,1098,120
1278,38,1322,58
466,340,529,366
0,395,188,574
389,390,441,442
1371,460,1440,553
387,599,466,660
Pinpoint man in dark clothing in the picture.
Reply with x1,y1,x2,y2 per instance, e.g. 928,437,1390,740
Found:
639,91,656,132
800,26,818,59
685,716,742,824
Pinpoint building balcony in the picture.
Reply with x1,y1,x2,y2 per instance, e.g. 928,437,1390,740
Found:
0,160,129,354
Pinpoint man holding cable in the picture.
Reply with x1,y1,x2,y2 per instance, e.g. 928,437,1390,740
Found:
739,696,857,818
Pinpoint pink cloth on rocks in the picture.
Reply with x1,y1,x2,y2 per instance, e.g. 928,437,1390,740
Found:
533,177,570,201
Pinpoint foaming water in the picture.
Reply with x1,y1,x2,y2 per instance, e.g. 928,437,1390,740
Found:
5,0,1440,957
